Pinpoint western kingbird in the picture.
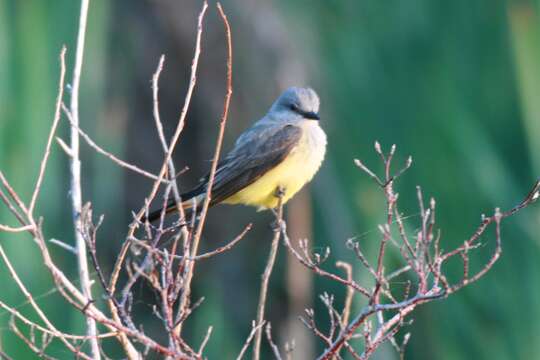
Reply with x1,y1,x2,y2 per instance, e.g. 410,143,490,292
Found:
147,87,326,222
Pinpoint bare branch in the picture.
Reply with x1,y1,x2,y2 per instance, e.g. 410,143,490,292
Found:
191,223,252,260
196,326,213,356
28,47,67,215
236,321,266,360
265,323,283,360
68,0,100,357
0,224,34,233
335,261,354,327
0,244,92,359
61,104,165,182
176,1,231,336
283,231,371,297
253,189,284,360
49,238,78,254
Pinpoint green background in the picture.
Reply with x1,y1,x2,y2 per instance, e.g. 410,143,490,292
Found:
1,0,539,358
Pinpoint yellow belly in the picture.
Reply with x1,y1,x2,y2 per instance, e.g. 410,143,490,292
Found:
222,122,326,210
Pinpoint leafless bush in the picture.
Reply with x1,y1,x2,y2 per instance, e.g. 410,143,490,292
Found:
0,1,538,359
276,144,539,359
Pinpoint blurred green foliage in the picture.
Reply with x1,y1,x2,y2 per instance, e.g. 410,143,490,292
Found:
1,0,539,359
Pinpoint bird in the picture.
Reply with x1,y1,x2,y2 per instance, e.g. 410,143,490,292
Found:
146,87,327,222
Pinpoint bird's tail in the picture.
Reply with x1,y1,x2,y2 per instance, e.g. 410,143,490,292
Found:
143,187,205,223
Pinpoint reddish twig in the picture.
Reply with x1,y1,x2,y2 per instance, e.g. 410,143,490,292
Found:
175,1,232,336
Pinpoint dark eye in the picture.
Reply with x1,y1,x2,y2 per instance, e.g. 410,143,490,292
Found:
289,103,299,112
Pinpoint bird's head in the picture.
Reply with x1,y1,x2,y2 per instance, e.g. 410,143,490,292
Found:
270,87,320,121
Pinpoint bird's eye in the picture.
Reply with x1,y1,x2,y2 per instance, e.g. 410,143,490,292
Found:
289,103,299,112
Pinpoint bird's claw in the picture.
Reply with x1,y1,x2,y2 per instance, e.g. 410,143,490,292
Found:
274,186,286,199
270,219,285,232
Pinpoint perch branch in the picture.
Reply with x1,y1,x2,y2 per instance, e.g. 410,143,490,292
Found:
252,188,284,360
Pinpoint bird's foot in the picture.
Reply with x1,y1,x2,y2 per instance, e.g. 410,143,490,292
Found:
274,186,286,199
270,219,286,232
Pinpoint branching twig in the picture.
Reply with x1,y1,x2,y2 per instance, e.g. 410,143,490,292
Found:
236,321,266,360
310,144,539,359
175,1,232,336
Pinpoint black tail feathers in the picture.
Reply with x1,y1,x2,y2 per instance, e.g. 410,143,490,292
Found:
142,187,204,223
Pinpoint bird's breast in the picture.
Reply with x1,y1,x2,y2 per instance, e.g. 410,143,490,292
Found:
293,120,327,173
223,121,327,209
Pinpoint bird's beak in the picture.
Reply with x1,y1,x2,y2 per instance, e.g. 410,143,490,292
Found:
304,111,320,120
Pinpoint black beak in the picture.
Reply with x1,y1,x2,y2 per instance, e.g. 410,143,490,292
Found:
303,111,320,120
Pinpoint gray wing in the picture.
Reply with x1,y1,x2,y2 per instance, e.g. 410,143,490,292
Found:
196,123,302,205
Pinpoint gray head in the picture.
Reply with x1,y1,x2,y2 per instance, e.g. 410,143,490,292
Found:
270,87,320,121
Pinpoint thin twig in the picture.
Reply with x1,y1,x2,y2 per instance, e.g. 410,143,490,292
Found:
61,104,164,182
236,321,266,360
150,55,190,297
110,1,209,301
28,47,67,215
192,223,252,260
0,188,26,227
0,172,28,214
336,261,354,327
151,54,187,213
0,224,34,233
128,223,251,262
68,0,100,357
265,323,283,360
175,1,232,336
253,189,284,360
197,326,213,356
318,292,443,360
0,245,92,359
0,301,116,340
49,238,78,254
283,232,371,297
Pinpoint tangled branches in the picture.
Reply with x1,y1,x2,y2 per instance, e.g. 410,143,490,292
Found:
277,143,539,359
0,2,246,359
